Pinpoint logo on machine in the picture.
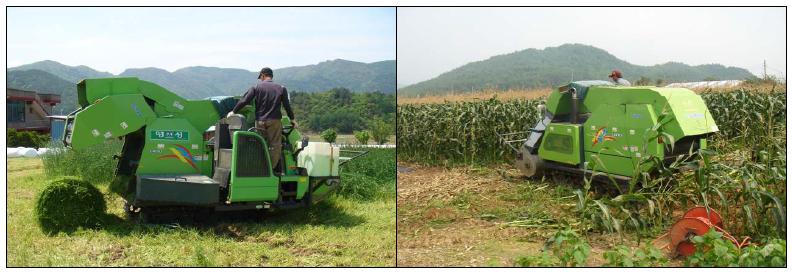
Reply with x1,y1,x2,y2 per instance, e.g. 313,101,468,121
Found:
592,127,616,146
157,144,200,172
131,103,142,117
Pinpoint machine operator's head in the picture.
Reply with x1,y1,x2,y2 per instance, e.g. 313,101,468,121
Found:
608,70,622,81
258,67,274,80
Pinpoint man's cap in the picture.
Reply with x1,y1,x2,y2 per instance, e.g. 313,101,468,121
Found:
609,70,622,78
259,67,273,77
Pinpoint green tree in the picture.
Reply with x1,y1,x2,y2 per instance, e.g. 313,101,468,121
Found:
370,119,393,145
635,76,652,86
7,129,49,148
354,130,370,145
320,128,337,143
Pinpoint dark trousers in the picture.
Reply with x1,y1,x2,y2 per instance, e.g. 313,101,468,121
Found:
256,119,283,173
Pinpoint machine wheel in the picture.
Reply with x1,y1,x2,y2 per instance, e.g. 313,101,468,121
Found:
515,148,544,178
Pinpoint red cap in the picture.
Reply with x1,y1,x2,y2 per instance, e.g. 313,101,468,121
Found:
609,70,622,78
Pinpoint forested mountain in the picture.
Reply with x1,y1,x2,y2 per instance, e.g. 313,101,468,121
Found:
399,44,755,96
8,59,396,114
8,60,113,83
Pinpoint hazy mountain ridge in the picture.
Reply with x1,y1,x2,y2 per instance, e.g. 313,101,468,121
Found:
7,59,396,114
399,44,755,96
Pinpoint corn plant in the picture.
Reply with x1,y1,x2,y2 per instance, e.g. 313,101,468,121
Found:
400,88,786,245
397,97,542,165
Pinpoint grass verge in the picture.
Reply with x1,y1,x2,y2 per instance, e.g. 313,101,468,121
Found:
8,156,395,266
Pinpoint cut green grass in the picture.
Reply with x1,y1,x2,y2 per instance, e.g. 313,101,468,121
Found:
7,157,395,267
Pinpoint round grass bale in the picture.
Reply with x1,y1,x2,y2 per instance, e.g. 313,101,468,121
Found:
35,177,107,234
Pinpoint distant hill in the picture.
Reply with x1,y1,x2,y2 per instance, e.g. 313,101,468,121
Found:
118,67,222,99
8,60,113,83
277,59,396,94
6,69,78,115
8,59,395,114
399,44,755,96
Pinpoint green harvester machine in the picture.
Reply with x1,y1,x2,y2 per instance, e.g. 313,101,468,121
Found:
60,77,362,220
500,81,719,182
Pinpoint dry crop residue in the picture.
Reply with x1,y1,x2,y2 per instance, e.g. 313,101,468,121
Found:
396,162,662,267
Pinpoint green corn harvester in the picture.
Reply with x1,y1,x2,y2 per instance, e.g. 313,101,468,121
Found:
60,77,362,219
500,81,719,182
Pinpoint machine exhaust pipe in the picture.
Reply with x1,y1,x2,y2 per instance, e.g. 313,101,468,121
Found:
570,87,578,124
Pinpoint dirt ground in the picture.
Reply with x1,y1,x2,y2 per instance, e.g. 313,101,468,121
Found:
396,162,663,267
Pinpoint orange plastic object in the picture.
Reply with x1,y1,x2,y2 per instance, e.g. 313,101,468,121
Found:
683,206,724,228
668,206,748,257
669,217,712,257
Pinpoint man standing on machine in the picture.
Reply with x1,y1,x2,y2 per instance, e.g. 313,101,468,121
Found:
227,67,297,175
608,70,632,86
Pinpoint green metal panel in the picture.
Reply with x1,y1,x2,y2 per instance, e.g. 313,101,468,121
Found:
78,78,141,107
538,123,581,165
581,86,718,141
280,116,303,176
282,116,302,150
137,118,210,176
582,103,662,176
584,152,635,177
77,78,220,135
69,94,156,149
544,82,720,177
136,175,219,205
546,83,718,142
658,88,719,137
583,104,630,157
280,175,309,199
229,131,279,202
545,81,614,116
582,104,633,176
625,104,663,171
310,179,339,203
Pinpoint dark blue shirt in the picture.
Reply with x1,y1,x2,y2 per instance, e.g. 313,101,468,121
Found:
231,80,295,121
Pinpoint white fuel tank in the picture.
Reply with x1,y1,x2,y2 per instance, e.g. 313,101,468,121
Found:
297,142,339,177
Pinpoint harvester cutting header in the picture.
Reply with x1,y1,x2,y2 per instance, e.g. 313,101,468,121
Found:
61,77,358,219
501,80,719,181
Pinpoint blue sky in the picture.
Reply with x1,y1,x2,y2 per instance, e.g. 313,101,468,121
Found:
7,7,395,74
398,7,786,85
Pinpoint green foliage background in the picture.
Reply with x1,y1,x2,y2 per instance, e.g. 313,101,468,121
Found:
7,129,50,148
291,88,396,133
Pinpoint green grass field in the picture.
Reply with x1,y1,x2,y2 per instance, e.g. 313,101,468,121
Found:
7,150,396,267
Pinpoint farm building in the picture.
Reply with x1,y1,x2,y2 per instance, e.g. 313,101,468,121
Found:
6,88,61,133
